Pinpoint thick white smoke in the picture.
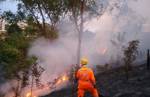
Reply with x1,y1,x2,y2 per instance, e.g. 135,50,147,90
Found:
28,0,150,91
1,0,150,97
26,2,150,97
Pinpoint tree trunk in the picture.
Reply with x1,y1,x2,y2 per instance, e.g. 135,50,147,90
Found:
147,49,150,70
37,0,46,32
77,0,85,65
26,5,43,32
31,75,34,97
125,62,130,80
14,80,20,97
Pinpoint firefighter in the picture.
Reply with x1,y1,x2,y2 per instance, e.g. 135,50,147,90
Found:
76,58,99,97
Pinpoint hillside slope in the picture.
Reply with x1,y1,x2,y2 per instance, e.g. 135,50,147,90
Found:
41,64,150,97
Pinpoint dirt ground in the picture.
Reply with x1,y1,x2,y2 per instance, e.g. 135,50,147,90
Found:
41,64,150,97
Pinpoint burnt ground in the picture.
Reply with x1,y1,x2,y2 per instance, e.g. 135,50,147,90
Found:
41,64,150,97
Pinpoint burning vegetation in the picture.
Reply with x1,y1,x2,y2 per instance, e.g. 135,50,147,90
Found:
26,92,36,97
24,73,69,97
0,0,150,97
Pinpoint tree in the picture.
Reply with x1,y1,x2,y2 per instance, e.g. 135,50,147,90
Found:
0,30,39,95
2,10,43,39
0,29,45,97
0,10,41,96
18,0,96,39
2,11,23,33
123,40,139,80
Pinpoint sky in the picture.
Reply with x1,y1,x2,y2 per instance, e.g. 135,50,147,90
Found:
0,0,18,13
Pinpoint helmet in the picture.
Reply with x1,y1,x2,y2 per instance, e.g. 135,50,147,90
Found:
81,58,88,65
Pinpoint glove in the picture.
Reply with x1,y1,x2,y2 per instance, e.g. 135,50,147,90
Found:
74,78,78,83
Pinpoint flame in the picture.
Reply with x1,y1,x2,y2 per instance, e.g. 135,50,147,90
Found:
62,75,69,81
25,74,69,97
26,92,36,97
55,74,69,86
101,48,107,55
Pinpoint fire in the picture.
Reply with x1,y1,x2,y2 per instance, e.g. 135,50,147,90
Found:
62,75,69,81
101,48,107,55
55,74,69,86
25,74,69,97
26,92,36,97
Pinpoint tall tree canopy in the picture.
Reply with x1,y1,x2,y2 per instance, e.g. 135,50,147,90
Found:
18,0,96,38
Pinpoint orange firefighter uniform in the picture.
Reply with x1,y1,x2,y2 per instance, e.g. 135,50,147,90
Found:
76,58,99,97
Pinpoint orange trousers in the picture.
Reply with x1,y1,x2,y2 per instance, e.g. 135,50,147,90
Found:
77,83,99,97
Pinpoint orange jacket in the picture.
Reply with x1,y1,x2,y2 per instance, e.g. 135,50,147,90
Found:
76,66,96,89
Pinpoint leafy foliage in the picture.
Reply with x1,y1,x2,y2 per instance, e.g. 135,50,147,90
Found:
0,10,40,95
2,11,23,33
0,33,31,79
18,0,95,39
0,32,42,97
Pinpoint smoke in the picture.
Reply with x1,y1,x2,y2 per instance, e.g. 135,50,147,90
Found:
0,80,22,97
1,0,150,97
27,1,150,96
28,37,77,82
